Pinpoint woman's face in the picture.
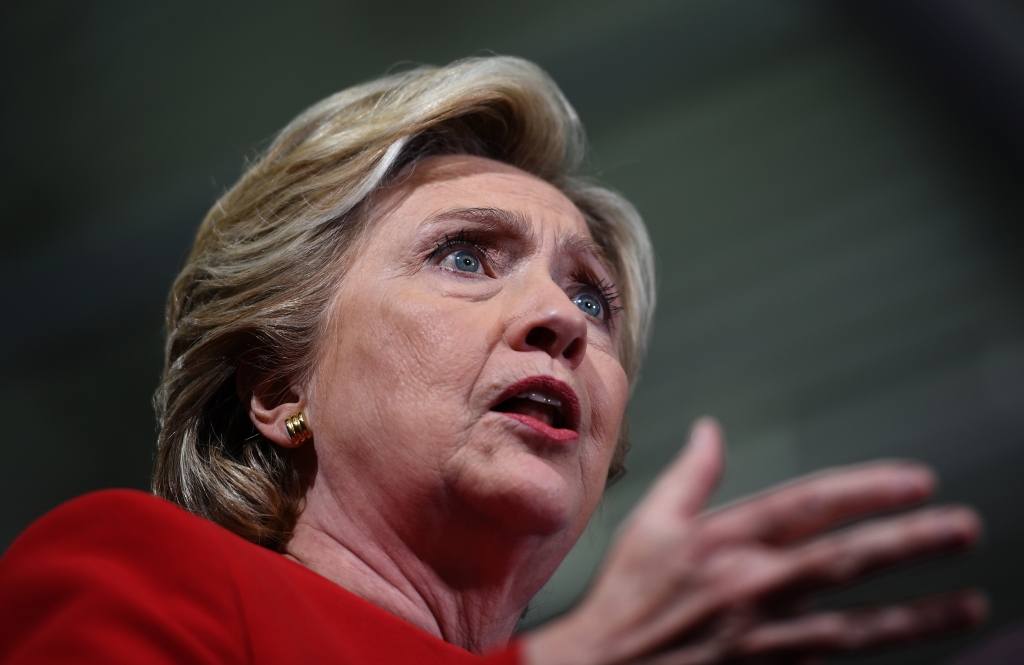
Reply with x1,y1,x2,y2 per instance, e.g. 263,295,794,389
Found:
305,155,629,540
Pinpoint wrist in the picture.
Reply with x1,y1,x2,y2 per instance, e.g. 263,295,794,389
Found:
521,609,615,665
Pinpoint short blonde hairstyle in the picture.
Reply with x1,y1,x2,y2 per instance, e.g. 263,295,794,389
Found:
153,56,656,549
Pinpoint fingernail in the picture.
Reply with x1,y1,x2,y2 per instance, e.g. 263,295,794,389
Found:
897,467,934,500
945,591,989,627
964,592,989,623
926,509,977,546
689,418,716,448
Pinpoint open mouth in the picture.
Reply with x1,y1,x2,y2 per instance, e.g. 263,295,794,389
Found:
490,376,581,443
493,391,567,428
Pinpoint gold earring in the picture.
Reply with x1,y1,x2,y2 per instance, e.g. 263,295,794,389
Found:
285,411,312,446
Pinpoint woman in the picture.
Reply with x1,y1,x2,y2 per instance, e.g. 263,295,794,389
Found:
0,56,983,664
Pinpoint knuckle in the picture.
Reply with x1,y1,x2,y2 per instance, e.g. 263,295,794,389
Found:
816,614,853,649
828,551,863,584
840,625,869,650
694,518,734,552
716,551,787,604
822,614,870,651
804,541,862,585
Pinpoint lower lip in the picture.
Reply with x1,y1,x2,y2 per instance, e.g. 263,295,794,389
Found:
498,412,580,443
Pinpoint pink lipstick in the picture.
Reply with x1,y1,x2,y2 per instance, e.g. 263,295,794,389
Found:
490,376,581,444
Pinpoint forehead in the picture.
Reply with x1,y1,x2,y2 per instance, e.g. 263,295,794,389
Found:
377,155,592,241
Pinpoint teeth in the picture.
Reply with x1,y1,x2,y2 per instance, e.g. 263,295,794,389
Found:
517,391,562,408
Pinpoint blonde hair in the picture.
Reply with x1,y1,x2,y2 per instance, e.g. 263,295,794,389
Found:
153,56,656,549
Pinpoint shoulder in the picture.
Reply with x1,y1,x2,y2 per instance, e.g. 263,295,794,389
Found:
0,490,251,664
1,489,239,585
10,488,226,546
0,489,242,593
0,490,525,665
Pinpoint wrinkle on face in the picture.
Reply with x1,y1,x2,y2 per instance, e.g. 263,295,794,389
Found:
285,154,635,650
304,154,629,547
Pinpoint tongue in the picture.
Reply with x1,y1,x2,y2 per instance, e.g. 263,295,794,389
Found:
494,397,556,427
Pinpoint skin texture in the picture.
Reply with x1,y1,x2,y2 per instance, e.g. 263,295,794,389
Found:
247,155,984,661
249,155,630,651
525,420,985,664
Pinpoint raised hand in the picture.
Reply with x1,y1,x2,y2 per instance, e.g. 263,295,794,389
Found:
526,418,985,665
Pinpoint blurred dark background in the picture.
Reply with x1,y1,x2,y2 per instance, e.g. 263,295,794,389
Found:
2,1,1023,662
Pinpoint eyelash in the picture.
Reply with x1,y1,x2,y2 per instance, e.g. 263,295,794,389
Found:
429,228,621,324
574,275,622,324
430,229,489,266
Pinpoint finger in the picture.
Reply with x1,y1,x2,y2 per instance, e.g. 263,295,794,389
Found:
641,418,725,519
734,590,987,655
708,461,936,545
783,506,981,593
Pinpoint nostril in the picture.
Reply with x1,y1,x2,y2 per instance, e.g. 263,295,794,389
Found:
524,326,585,361
562,337,584,360
525,327,556,350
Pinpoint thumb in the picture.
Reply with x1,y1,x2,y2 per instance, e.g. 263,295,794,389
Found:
644,417,725,518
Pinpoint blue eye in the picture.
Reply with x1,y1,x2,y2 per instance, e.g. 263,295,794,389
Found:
447,249,482,273
573,292,603,319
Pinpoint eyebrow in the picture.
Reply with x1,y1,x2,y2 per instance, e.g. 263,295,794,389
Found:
558,233,614,277
425,205,615,280
425,206,536,245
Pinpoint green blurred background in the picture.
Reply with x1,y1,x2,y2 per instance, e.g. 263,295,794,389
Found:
2,1,1023,662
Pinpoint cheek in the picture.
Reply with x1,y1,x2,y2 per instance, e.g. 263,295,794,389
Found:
317,284,499,449
382,294,496,397
583,356,629,478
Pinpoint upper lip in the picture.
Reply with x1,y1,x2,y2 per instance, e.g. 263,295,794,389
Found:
490,375,582,432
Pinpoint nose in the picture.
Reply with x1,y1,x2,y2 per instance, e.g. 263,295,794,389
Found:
505,277,589,369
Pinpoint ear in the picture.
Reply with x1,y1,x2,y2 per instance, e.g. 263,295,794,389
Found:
236,360,308,448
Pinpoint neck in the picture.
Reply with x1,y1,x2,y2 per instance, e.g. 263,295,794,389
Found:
286,480,567,653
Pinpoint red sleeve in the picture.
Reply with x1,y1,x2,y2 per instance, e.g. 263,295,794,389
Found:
0,490,249,665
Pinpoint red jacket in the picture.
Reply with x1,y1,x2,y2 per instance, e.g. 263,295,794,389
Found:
0,490,521,664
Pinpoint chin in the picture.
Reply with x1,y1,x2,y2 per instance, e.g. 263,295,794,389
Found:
453,451,583,537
